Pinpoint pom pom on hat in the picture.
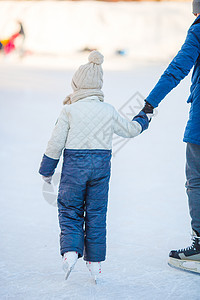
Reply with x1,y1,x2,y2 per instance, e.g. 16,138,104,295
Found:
69,50,104,98
88,51,104,65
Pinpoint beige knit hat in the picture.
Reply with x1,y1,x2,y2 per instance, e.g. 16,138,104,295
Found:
63,51,104,105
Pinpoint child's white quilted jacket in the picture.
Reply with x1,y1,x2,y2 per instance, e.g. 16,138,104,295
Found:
45,96,142,159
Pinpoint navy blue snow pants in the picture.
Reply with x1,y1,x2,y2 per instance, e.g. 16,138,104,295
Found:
57,149,111,262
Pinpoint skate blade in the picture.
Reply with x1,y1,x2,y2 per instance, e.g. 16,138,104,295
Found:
65,267,73,280
168,257,200,275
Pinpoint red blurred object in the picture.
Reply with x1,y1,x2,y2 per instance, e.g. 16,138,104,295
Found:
4,40,16,54
3,33,20,54
10,32,20,42
0,23,24,55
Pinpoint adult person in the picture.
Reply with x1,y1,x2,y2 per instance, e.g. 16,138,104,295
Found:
138,0,200,273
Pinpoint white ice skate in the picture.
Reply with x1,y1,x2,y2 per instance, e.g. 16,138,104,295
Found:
63,251,78,280
86,261,102,284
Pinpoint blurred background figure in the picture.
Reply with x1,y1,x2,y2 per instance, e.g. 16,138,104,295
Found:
0,20,25,56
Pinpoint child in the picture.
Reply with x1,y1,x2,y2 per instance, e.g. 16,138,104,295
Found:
39,51,150,281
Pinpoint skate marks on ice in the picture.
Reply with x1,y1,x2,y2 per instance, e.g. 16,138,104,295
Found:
1,64,200,300
1,263,199,300
62,254,200,300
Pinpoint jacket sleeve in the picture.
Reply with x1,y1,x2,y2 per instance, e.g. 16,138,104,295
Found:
146,24,200,108
39,107,69,176
112,107,143,138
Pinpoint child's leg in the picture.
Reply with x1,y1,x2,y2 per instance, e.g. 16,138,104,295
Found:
58,185,86,257
84,171,110,262
57,152,88,258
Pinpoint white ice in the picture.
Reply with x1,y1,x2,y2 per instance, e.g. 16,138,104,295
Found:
1,61,200,300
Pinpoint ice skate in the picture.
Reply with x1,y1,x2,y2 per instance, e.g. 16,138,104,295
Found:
168,230,200,274
63,251,78,280
86,261,101,284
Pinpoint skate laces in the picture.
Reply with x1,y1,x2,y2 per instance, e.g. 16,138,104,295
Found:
177,236,200,253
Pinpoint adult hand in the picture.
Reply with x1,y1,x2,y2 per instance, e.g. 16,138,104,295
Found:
141,100,154,121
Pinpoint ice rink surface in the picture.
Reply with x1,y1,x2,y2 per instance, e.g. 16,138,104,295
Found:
1,61,200,299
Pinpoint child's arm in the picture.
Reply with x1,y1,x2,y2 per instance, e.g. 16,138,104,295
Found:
39,107,69,178
113,107,149,138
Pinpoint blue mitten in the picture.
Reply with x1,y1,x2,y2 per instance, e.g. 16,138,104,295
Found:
39,154,59,177
132,111,149,132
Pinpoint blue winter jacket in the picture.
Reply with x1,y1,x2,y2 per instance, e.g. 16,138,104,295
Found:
146,15,200,146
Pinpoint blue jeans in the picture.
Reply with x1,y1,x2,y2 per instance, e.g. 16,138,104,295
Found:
186,143,200,236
